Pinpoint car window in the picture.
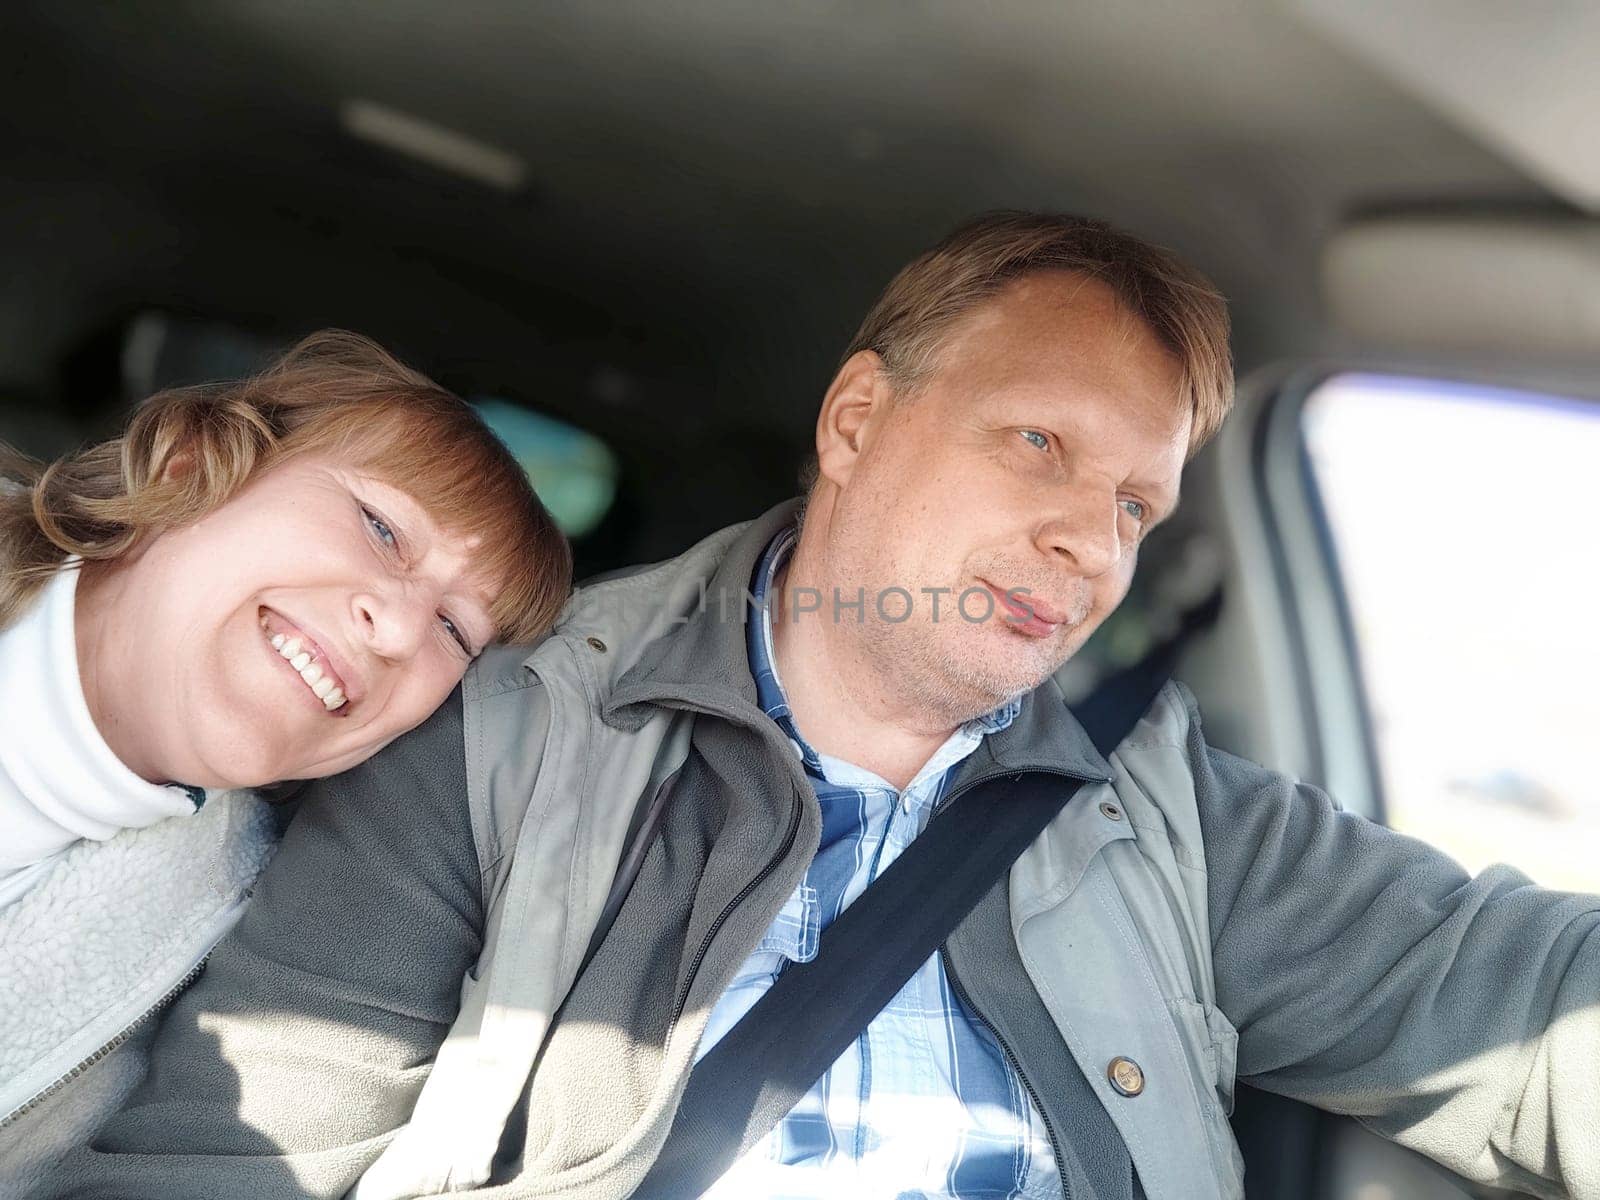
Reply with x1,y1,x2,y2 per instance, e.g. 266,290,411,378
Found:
1302,373,1600,890
473,397,619,538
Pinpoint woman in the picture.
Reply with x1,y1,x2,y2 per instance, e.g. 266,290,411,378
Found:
0,331,572,1185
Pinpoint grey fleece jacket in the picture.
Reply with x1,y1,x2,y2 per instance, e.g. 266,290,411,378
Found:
47,503,1600,1200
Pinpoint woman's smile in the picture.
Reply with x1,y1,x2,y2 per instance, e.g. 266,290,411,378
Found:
258,607,351,715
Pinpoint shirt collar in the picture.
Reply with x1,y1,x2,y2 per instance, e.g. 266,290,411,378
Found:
745,526,1021,780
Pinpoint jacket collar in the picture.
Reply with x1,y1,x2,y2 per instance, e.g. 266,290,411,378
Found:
955,675,1114,788
602,500,802,729
599,499,1114,784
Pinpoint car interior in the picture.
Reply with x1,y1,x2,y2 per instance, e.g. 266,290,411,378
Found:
5,4,1598,1197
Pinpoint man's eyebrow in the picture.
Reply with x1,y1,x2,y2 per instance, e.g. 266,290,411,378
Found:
1130,471,1180,504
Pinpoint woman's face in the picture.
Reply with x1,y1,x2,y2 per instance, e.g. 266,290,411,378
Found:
78,453,500,789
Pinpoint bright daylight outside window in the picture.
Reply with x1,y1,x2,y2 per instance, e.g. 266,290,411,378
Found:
1302,374,1600,890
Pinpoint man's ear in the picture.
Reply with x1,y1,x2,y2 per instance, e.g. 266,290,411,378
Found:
815,350,894,490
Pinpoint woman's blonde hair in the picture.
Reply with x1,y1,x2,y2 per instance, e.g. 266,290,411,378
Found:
0,330,572,641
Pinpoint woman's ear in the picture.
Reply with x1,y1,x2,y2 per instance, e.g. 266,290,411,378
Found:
814,350,894,491
160,448,196,485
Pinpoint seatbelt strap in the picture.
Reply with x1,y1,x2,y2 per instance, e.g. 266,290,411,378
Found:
634,628,1188,1200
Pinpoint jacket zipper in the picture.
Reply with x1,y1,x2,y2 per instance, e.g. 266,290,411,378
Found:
932,764,1099,1200
0,955,210,1130
941,945,1071,1200
671,793,804,1022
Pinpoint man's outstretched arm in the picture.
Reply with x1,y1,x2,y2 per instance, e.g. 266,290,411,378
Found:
1186,687,1600,1199
49,689,486,1200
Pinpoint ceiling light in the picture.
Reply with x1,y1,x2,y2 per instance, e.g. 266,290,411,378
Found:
340,98,528,192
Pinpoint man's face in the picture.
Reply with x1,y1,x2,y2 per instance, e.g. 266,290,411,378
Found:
808,271,1192,721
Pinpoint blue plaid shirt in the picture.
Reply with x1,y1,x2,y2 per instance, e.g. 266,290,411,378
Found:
695,527,1062,1200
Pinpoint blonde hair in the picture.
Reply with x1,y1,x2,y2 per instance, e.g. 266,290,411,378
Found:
0,330,572,641
841,210,1233,457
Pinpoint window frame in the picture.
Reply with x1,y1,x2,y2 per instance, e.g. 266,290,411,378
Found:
1251,365,1388,822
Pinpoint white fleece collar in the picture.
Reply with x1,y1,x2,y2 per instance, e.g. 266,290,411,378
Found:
0,565,199,906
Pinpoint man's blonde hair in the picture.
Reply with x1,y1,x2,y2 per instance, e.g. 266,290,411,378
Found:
815,211,1232,484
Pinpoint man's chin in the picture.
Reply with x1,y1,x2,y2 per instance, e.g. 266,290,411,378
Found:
859,618,1078,724
983,621,1080,673
929,647,1071,722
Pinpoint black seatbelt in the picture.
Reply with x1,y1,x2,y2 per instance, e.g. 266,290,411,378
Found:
634,610,1201,1200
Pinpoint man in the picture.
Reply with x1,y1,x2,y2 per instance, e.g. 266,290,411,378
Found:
51,213,1600,1200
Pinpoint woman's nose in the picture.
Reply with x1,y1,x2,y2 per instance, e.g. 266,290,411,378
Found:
352,591,430,660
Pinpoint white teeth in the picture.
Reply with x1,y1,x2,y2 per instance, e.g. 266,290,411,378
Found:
266,627,347,712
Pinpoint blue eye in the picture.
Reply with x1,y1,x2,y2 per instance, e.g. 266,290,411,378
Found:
1018,429,1050,451
363,506,397,549
439,612,472,656
1120,498,1147,522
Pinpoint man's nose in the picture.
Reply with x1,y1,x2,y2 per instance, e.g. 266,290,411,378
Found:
352,589,430,660
1035,491,1122,578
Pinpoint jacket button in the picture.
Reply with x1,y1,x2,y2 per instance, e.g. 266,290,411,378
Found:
1098,801,1123,822
1107,1057,1145,1097
586,636,607,653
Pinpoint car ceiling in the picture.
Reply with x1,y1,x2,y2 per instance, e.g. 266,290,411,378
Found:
0,0,1553,558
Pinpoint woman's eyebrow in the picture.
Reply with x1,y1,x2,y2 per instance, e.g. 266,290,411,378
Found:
457,584,498,641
